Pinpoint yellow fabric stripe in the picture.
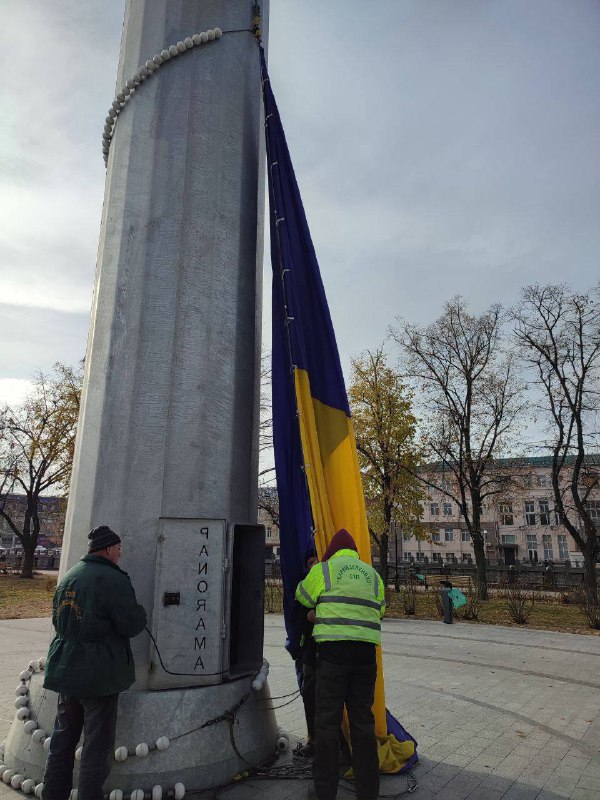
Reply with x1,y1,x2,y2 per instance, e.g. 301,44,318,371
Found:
294,368,387,736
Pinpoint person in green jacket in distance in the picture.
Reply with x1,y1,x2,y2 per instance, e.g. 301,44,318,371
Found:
42,526,147,800
296,528,385,800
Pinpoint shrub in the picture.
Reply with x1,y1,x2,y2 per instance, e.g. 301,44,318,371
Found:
455,587,480,621
401,586,417,615
505,587,535,624
572,588,600,630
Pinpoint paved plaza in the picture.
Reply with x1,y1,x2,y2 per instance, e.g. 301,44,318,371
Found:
1,615,599,800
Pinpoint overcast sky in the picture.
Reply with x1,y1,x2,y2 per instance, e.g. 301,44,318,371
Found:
1,0,599,408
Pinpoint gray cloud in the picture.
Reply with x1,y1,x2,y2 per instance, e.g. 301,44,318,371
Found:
2,0,599,396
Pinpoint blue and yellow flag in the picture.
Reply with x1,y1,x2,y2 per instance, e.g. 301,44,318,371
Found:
260,49,417,773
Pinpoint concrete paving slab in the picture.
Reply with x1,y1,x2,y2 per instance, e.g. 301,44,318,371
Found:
0,615,598,799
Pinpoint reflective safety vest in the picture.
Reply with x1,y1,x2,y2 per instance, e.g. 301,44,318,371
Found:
295,549,385,646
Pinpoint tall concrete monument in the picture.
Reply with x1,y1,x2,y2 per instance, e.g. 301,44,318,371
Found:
2,0,276,794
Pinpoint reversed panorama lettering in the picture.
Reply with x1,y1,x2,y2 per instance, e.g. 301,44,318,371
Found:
193,526,211,671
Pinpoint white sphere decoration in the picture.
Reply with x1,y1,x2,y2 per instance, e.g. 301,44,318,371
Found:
169,45,178,56
153,54,163,65
176,41,186,52
184,37,193,49
139,66,149,78
173,782,185,800
126,79,136,89
135,743,149,758
155,736,169,752
192,34,201,45
35,783,44,799
114,746,128,762
145,60,155,71
207,29,215,41
263,658,270,668
122,86,131,96
161,49,171,61
2,770,15,784
131,789,144,800
214,28,223,39
117,93,125,103
17,707,31,720
0,767,7,779
32,729,46,743
276,733,289,752
24,720,38,734
11,774,25,789
132,73,142,84
109,791,123,800
22,778,36,794
28,660,38,672
38,657,46,670
200,32,209,43
108,108,117,119
16,685,28,696
44,737,52,752
75,746,83,762
20,671,31,681
15,696,28,708
151,787,162,800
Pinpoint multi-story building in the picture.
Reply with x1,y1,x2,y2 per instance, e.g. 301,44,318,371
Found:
0,495,65,551
257,486,280,559
396,456,599,566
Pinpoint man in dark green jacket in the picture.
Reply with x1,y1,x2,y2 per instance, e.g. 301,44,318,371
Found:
42,526,146,800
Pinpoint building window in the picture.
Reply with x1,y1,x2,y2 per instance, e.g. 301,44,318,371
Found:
430,503,440,517
586,500,600,520
461,553,470,562
501,534,516,544
542,534,553,560
558,535,569,560
445,553,454,563
461,531,470,542
537,474,548,487
267,527,272,539
523,474,532,488
432,552,442,563
525,501,536,526
527,534,538,562
443,502,452,516
403,552,412,562
538,500,550,526
444,529,454,542
499,503,514,526
432,530,440,542
416,552,425,562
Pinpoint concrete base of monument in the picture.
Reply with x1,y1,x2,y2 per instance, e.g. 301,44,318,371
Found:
4,672,278,795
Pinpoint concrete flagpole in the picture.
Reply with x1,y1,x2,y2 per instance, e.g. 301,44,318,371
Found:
2,1,277,794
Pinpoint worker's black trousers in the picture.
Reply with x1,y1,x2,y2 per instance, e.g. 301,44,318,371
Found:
313,659,378,800
43,694,118,800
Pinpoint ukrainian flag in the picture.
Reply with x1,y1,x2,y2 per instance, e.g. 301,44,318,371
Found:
260,48,417,774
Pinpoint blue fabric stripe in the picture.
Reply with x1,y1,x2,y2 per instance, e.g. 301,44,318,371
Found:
261,48,350,417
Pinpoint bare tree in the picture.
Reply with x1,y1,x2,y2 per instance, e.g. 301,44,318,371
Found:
392,297,526,599
513,284,600,606
349,347,426,587
0,363,82,577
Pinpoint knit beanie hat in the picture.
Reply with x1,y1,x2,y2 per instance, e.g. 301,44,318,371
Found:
322,528,357,561
88,525,121,553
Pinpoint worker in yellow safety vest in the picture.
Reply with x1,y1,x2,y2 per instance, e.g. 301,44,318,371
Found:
295,528,385,800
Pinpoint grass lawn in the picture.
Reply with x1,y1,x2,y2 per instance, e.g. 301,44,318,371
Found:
2,576,597,635
0,574,57,619
265,584,599,635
